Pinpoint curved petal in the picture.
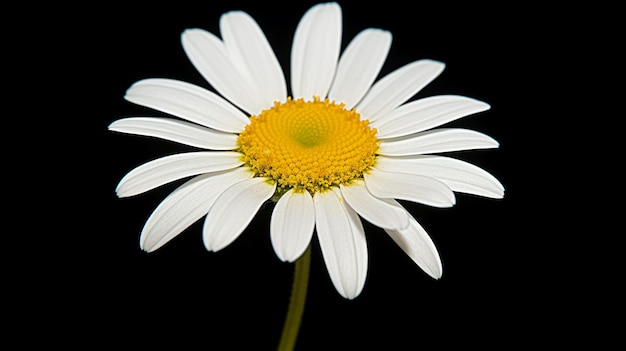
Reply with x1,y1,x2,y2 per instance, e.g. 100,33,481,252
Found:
384,213,442,279
108,117,238,150
124,78,250,133
340,181,409,230
356,59,445,122
378,128,499,156
328,28,392,109
314,189,367,299
375,155,505,198
140,168,254,252
290,2,342,99
220,11,287,107
372,95,491,139
116,152,244,198
181,28,263,115
270,189,315,262
364,168,455,208
203,178,276,252
335,187,368,299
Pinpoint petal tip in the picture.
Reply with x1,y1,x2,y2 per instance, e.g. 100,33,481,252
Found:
365,27,393,45
114,182,128,198
202,230,232,253
423,58,446,68
423,259,443,280
306,2,342,16
274,248,305,263
430,270,443,280
139,239,155,253
202,235,217,253
181,27,202,36
107,120,120,131
180,28,206,46
338,287,361,300
321,2,341,9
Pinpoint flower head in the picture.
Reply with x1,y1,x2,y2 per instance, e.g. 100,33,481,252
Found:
110,2,504,299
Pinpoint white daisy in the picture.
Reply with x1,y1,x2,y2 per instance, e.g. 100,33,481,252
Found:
110,2,504,299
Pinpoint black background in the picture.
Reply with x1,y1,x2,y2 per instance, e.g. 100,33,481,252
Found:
15,0,616,349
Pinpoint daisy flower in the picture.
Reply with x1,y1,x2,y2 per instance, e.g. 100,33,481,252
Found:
110,2,504,301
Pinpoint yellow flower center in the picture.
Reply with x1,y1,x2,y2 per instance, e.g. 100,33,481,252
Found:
237,97,379,195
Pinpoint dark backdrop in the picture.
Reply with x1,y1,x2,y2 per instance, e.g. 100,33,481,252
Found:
19,0,611,349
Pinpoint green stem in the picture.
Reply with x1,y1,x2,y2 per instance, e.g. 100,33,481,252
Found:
277,245,311,351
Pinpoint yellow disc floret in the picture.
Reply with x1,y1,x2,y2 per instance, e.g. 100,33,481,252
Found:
237,97,379,195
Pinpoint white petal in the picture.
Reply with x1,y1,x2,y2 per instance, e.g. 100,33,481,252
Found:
290,2,342,99
203,178,276,252
385,213,442,279
220,11,287,107
116,152,243,198
124,78,250,133
364,169,455,208
108,117,238,150
314,189,368,299
372,95,491,138
375,155,505,198
340,181,409,230
378,128,499,156
181,29,263,115
334,187,368,299
328,28,392,109
356,59,445,122
140,168,253,252
270,189,315,262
